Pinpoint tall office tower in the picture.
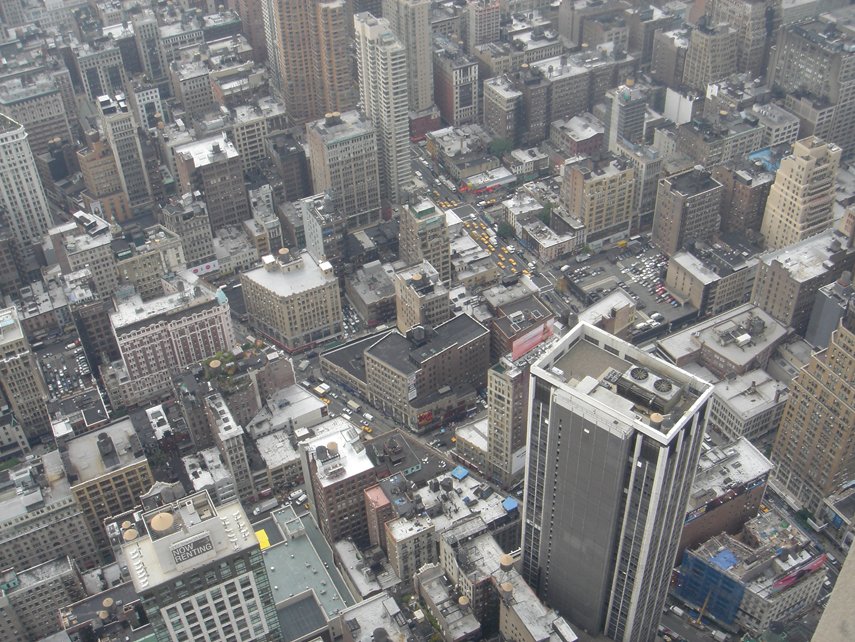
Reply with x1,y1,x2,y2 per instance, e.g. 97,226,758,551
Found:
98,94,152,210
522,323,714,642
711,159,773,238
354,12,412,204
768,15,855,157
75,41,127,102
394,261,450,333
605,84,647,152
0,114,52,264
769,304,855,514
160,195,217,275
316,0,357,114
760,137,841,250
463,0,501,54
175,134,249,233
433,38,480,126
382,0,433,113
681,21,737,91
561,155,636,249
78,134,133,223
307,111,382,228
268,0,354,125
398,200,451,285
125,492,280,642
0,308,49,440
652,168,723,257
0,77,72,156
707,0,778,76
132,12,167,87
237,0,268,63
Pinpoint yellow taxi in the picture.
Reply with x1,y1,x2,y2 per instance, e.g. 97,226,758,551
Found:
361,425,372,434
498,261,505,269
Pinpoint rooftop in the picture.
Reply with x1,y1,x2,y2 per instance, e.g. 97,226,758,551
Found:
688,438,772,514
666,168,722,197
262,505,355,616
759,229,853,283
110,272,220,329
712,370,788,418
335,592,410,642
553,112,604,141
124,492,255,590
175,133,239,168
308,110,375,144
304,424,375,488
658,304,790,371
65,418,146,485
241,250,335,298
535,323,713,443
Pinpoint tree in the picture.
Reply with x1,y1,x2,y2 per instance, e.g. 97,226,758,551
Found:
497,222,514,238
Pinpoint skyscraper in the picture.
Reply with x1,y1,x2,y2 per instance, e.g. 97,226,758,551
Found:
681,21,737,91
605,84,647,152
760,137,841,250
306,111,381,228
267,0,355,124
124,491,281,642
98,94,152,210
769,304,855,514
354,12,412,204
652,168,723,257
382,0,433,113
522,322,713,641
0,114,52,263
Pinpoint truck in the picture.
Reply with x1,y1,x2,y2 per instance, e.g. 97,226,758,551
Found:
347,399,362,414
252,498,280,516
317,383,331,394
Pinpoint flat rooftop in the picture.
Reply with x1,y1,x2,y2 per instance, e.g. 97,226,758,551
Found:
711,370,788,418
241,251,335,298
110,273,219,329
304,424,375,489
758,229,852,283
688,438,772,512
175,133,238,168
535,323,712,443
65,418,146,484
658,304,790,370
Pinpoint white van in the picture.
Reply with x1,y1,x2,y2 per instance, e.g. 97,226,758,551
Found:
363,412,374,422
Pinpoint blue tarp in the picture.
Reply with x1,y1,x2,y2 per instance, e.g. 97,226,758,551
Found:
502,497,519,512
451,466,469,480
710,549,738,571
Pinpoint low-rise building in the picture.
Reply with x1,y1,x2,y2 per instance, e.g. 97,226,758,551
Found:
821,485,855,552
657,304,791,379
676,511,826,635
679,438,772,558
345,261,397,329
550,113,605,158
414,564,482,642
666,245,758,316
707,371,788,443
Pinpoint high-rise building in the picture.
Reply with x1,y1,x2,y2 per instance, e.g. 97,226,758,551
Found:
433,38,479,126
267,0,355,124
77,134,133,224
394,261,450,333
124,491,281,641
48,212,118,299
522,322,713,641
160,195,217,275
760,137,841,250
241,249,342,353
561,155,636,249
301,423,378,546
707,0,778,76
605,84,647,152
767,14,855,157
463,0,500,54
207,392,255,501
236,0,268,63
110,273,233,403
355,12,412,204
652,168,723,257
712,159,774,238
0,77,72,156
74,41,127,101
0,114,53,263
398,200,451,285
0,307,49,440
769,304,855,513
382,0,433,113
132,12,168,87
306,111,381,228
486,356,531,489
63,419,154,549
681,21,737,91
175,134,249,233
98,94,152,210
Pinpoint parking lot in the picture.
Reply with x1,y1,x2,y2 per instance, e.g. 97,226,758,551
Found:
562,244,698,334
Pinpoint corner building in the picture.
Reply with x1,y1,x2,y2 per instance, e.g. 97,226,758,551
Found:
124,491,280,642
522,322,713,641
